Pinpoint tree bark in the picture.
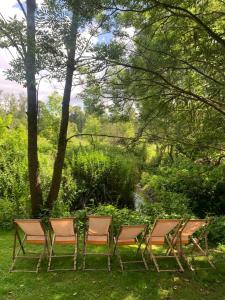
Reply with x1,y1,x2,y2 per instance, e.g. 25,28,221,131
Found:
46,7,79,211
26,0,43,216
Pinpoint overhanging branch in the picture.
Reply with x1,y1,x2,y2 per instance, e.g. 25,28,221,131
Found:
17,0,27,19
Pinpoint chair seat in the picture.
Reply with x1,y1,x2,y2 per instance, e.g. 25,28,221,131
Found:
26,235,46,244
117,238,136,245
146,236,165,245
54,235,77,244
87,235,108,245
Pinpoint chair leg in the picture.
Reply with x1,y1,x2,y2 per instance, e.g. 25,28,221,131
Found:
47,235,55,272
149,249,160,272
107,242,111,271
10,234,26,272
112,238,117,256
82,240,87,270
141,248,149,270
115,245,124,271
167,238,184,272
188,238,215,270
143,243,148,256
73,243,77,271
137,241,142,254
16,231,26,255
36,252,43,273
182,253,194,271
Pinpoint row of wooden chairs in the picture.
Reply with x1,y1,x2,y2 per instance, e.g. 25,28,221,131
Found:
10,216,215,273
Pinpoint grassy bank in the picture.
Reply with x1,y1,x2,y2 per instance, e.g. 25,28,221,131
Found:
0,231,225,300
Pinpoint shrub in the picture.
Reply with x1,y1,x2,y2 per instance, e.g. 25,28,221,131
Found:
208,216,225,245
0,126,30,226
69,204,151,234
141,157,225,218
0,199,28,229
0,200,15,228
66,147,139,209
69,204,224,244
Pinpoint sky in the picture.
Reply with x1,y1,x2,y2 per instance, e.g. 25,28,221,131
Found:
0,0,85,104
0,1,133,106
0,1,26,97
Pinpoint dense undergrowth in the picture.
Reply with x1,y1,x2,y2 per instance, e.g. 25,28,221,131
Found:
1,96,225,245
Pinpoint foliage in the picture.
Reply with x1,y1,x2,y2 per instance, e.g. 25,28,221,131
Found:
0,200,16,229
69,106,86,132
83,116,101,136
141,157,225,218
0,124,29,227
66,146,139,209
142,191,191,217
38,92,62,144
94,0,225,160
81,75,106,117
88,204,151,233
208,216,225,246
51,202,187,235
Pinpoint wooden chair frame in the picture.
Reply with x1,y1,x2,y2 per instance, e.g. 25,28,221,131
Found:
10,219,49,273
144,219,184,272
83,215,112,271
113,225,149,272
177,218,215,271
47,218,78,272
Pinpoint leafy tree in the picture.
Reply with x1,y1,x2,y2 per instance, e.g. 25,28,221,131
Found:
38,92,61,144
69,106,86,133
81,75,106,116
0,0,114,214
26,0,43,216
95,0,225,160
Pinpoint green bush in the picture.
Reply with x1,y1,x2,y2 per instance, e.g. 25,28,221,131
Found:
208,216,225,245
63,202,189,235
0,200,15,228
141,157,225,218
142,191,192,217
0,126,30,226
69,204,151,234
50,203,225,245
66,147,139,209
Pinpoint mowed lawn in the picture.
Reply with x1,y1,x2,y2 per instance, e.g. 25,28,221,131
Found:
0,230,225,300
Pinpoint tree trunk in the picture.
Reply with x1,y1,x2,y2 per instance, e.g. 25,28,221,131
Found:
26,0,43,216
46,8,79,211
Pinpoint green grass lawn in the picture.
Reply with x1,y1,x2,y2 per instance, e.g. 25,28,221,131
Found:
0,230,225,300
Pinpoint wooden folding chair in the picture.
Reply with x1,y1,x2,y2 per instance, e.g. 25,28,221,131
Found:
177,219,215,271
113,225,149,271
83,215,112,271
144,219,184,272
48,218,78,271
10,219,49,273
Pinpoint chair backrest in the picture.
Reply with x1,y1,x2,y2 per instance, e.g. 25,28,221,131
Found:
14,219,45,236
49,218,76,236
88,215,112,236
151,219,181,237
181,219,207,237
118,225,146,240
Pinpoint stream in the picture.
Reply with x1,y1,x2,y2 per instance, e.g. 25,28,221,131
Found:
133,192,145,211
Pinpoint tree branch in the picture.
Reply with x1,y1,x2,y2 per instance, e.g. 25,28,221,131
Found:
67,133,136,142
103,59,225,116
17,0,27,19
